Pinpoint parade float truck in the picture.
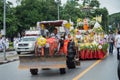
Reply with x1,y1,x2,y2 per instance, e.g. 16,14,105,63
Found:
18,20,80,75
76,19,108,60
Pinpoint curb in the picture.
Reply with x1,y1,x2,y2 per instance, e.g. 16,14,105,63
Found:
0,58,19,65
0,49,15,52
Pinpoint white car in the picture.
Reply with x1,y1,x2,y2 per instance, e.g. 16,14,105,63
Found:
15,36,38,54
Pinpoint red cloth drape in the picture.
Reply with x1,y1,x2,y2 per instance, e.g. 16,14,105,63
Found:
79,49,106,60
47,38,58,56
63,39,70,55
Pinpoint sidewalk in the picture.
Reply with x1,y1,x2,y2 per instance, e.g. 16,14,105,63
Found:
0,51,19,64
0,48,15,52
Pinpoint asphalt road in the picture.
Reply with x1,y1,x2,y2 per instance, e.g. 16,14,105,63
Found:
0,52,119,80
77,54,119,80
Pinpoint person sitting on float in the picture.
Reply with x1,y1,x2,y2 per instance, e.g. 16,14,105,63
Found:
76,30,82,40
51,28,60,39
40,24,49,38
51,28,61,53
65,34,72,40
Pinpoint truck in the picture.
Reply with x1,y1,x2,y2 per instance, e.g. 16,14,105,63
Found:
18,20,80,75
15,30,40,54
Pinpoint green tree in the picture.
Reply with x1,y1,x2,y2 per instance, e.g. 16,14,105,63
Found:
89,0,100,8
15,0,58,35
109,12,120,32
0,1,18,39
61,0,83,26
0,0,4,30
101,7,109,33
83,0,90,6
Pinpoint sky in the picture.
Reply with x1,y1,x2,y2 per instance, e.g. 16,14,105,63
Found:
7,0,120,15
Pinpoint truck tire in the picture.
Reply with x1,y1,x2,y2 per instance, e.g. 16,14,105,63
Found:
30,50,35,54
30,69,38,75
66,60,76,69
59,68,66,74
118,60,120,80
17,52,21,55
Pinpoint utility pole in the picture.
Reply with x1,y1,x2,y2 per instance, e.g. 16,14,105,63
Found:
3,0,7,60
55,0,61,20
57,3,60,20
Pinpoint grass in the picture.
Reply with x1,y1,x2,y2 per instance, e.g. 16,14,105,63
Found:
9,42,14,49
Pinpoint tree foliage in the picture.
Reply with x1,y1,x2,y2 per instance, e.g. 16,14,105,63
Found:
89,0,100,8
61,0,84,25
0,0,110,38
15,0,58,35
109,12,120,31
0,1,18,38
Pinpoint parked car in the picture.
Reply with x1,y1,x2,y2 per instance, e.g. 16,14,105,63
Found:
15,36,38,54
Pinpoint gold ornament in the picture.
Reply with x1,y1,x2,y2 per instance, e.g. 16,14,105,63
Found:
37,36,46,46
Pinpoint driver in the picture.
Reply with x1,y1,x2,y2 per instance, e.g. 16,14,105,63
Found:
51,28,61,53
51,28,60,39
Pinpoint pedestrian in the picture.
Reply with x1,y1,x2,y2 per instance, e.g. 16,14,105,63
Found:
115,31,120,60
108,32,114,54
5,37,9,49
0,37,3,50
13,37,19,49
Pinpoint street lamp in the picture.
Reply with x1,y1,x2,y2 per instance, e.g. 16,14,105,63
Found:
55,0,61,20
3,0,7,60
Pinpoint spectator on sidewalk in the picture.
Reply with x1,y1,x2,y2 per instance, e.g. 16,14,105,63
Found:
5,37,9,49
13,37,19,49
0,36,7,50
108,32,114,54
0,37,3,50
115,31,120,60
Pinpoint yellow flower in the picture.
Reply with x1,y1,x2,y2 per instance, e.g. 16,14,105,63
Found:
37,36,46,46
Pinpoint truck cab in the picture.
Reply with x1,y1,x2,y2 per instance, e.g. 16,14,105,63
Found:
15,30,40,54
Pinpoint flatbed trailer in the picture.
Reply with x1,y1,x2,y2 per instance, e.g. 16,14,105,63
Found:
19,55,67,75
18,20,80,75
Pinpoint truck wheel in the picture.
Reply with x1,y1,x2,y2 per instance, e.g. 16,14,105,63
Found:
59,68,66,74
30,50,35,54
17,52,21,55
66,60,76,69
30,69,38,75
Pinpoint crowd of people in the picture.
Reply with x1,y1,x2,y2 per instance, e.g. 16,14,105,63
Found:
106,30,120,60
0,36,9,50
0,36,20,51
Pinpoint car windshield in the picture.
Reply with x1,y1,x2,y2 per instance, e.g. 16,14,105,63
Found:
21,37,37,41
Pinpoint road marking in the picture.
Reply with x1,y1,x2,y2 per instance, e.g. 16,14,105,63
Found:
73,55,107,80
73,60,101,80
